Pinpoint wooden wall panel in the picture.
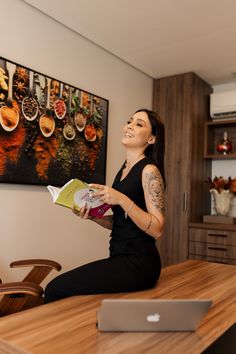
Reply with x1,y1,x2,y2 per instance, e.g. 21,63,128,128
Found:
153,72,212,266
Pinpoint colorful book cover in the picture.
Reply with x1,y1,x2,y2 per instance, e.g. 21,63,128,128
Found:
47,179,111,218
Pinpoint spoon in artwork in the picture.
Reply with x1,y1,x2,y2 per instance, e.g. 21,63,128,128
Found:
22,70,39,121
54,82,66,119
39,77,55,138
63,86,75,140
0,62,19,132
35,74,46,107
74,89,86,132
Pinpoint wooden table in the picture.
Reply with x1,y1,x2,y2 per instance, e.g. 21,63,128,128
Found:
0,260,235,354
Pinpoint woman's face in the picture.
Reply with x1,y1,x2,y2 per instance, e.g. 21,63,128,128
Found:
121,111,154,148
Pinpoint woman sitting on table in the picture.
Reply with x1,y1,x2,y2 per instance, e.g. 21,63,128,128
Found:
44,109,165,303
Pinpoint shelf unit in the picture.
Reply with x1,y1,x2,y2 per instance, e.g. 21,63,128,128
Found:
189,222,236,265
189,222,236,232
204,119,236,159
191,118,236,265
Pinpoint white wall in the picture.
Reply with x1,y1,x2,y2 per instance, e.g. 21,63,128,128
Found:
211,83,236,216
0,0,153,284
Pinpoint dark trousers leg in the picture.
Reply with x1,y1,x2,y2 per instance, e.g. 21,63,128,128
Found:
44,255,161,303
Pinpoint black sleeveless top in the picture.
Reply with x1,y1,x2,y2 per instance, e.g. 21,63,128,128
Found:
109,157,159,257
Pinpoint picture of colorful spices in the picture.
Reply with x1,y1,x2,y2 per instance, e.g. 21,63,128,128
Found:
0,56,108,186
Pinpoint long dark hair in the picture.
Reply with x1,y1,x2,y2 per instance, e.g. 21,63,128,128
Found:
135,109,165,186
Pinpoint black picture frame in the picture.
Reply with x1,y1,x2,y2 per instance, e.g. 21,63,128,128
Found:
0,56,109,186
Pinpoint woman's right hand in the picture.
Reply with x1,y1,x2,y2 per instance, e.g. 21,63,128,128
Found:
72,203,113,230
72,203,92,220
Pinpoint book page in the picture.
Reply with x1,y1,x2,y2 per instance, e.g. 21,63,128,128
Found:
55,179,88,209
47,185,61,203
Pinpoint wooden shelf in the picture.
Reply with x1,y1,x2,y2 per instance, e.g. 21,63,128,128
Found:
189,222,236,231
204,153,236,159
204,119,236,159
205,119,236,125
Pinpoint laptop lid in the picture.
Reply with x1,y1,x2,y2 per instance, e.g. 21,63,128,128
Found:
97,299,212,332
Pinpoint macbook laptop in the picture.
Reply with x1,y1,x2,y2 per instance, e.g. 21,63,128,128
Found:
97,299,212,332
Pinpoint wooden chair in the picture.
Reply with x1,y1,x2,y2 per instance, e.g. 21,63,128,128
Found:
0,279,43,316
0,259,62,316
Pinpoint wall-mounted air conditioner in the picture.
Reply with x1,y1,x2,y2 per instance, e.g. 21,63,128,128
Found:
210,90,236,120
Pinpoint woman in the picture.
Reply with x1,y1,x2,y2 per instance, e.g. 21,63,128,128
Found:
44,109,165,303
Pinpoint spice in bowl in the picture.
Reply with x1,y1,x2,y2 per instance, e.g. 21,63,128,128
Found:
0,106,19,131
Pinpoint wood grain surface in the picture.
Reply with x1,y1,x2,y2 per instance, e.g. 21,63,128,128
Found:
0,260,235,354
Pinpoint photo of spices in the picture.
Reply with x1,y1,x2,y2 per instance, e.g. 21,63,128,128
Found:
0,57,109,186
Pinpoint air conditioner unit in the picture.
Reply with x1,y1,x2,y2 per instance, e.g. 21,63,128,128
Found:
210,90,236,120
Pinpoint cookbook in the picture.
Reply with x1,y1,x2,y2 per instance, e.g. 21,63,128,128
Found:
47,178,111,218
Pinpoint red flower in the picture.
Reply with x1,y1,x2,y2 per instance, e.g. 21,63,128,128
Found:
207,176,236,195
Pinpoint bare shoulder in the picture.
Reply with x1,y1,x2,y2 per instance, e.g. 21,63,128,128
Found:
142,164,164,186
142,164,165,214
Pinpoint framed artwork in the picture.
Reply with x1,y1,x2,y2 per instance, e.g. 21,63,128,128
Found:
0,56,109,186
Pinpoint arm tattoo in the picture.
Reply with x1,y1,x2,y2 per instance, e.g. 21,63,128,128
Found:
144,168,165,215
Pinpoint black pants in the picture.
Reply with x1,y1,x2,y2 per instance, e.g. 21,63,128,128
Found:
44,254,161,303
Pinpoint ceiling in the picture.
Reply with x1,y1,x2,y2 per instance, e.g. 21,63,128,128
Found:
24,0,236,85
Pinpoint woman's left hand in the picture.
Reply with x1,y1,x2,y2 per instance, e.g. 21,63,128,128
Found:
89,184,124,206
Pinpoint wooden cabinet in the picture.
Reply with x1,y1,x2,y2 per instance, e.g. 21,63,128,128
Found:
189,223,236,265
153,72,212,266
204,119,236,159
201,119,236,265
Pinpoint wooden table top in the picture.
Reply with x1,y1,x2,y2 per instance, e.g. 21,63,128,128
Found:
0,339,31,354
0,260,235,354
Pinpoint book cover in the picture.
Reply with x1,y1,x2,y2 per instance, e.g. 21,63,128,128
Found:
47,179,111,218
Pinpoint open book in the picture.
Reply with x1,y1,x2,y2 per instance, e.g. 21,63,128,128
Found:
47,179,111,218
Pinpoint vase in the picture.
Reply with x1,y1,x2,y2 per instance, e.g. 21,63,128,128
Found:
216,131,233,155
210,189,234,216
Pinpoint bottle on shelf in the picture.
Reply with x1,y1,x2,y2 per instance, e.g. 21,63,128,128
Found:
216,131,233,155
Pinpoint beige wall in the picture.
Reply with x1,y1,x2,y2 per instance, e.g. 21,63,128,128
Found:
0,0,153,284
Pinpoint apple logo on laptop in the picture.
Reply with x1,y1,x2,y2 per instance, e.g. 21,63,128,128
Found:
146,313,160,322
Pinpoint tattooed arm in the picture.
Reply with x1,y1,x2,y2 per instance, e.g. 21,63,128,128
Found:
89,165,165,239
141,164,165,239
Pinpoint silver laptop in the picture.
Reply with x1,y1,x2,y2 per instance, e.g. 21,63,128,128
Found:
97,299,212,332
